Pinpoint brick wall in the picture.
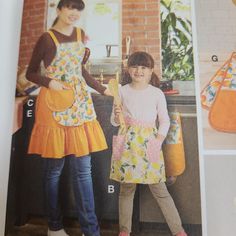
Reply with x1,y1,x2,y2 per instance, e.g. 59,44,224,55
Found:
123,0,161,76
18,0,161,76
18,0,46,68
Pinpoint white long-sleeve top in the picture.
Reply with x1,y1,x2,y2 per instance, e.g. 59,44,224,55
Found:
111,84,170,137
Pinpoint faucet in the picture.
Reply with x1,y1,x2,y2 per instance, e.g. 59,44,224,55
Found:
106,44,118,57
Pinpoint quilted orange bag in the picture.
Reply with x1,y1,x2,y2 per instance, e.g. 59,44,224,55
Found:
201,52,236,132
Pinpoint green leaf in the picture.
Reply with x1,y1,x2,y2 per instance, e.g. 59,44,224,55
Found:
161,0,194,81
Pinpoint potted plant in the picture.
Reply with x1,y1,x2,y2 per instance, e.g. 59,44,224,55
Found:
161,0,194,82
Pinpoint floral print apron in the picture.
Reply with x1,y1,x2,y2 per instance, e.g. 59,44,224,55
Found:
28,28,108,158
110,117,166,184
46,29,96,126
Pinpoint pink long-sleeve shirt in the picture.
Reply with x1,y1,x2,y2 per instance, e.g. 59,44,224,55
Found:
111,84,170,137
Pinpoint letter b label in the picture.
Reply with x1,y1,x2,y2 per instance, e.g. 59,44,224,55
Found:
108,185,115,193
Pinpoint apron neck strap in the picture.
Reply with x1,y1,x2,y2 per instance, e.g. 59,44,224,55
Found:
47,30,59,46
76,28,81,42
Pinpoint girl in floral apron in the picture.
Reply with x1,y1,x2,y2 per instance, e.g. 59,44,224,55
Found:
26,1,109,235
110,52,187,236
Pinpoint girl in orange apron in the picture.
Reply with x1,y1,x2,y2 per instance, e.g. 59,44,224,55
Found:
26,1,108,235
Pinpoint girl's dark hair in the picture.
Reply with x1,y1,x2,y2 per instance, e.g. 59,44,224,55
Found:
127,51,154,68
57,0,85,10
121,51,160,87
52,0,85,26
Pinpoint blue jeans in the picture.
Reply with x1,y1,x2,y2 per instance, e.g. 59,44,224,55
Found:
44,155,100,236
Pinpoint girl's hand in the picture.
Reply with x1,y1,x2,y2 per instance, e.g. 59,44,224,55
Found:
49,80,70,90
114,104,122,124
104,88,112,96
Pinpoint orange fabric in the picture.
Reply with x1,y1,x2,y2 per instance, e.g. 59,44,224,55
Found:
28,87,107,158
162,144,185,177
47,30,59,46
209,90,236,132
201,52,236,132
200,59,229,110
76,28,81,42
45,83,74,112
28,28,107,158
162,112,185,177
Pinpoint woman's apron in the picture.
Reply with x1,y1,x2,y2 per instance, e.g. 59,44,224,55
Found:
28,28,107,158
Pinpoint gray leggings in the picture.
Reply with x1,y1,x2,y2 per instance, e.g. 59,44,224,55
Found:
119,182,183,235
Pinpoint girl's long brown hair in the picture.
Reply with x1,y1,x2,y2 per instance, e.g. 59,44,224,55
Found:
121,51,160,87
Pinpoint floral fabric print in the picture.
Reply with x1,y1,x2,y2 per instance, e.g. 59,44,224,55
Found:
164,112,181,145
201,65,227,108
221,61,236,90
110,118,166,184
201,55,236,109
45,41,96,126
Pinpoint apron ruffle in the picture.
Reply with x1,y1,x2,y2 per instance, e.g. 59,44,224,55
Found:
28,119,107,158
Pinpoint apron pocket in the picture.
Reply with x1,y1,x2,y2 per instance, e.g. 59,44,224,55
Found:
45,85,74,112
112,135,126,160
147,138,161,163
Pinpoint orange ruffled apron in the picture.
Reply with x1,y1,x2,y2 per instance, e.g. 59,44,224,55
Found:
28,28,107,158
